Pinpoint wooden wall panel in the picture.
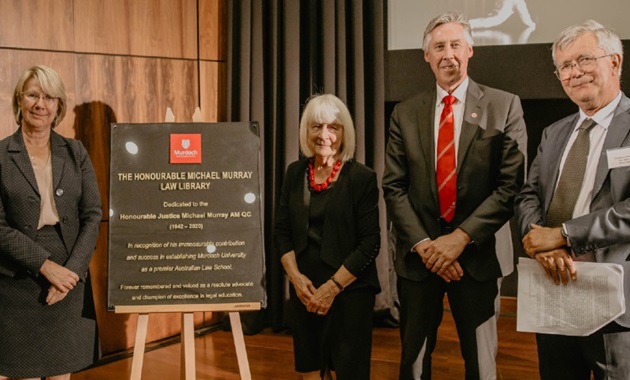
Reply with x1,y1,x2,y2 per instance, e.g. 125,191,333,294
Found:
74,54,200,215
0,0,74,51
199,0,227,61
74,0,198,58
75,55,200,122
199,61,226,122
0,50,76,139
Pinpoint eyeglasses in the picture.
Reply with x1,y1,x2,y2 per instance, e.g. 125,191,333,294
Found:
554,54,613,80
22,92,58,105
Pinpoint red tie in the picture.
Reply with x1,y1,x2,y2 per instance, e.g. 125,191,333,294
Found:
437,95,456,222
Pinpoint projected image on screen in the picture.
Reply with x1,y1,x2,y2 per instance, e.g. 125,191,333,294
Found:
389,0,630,49
469,0,536,45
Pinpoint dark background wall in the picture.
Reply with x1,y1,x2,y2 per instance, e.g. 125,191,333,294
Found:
386,42,630,150
384,41,630,295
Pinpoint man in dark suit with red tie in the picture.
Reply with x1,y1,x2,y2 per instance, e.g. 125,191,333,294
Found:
383,11,527,379
515,20,630,379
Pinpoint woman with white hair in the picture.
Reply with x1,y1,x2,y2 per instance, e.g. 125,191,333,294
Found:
274,94,381,379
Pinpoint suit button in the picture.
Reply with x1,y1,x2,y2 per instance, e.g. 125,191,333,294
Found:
56,189,64,196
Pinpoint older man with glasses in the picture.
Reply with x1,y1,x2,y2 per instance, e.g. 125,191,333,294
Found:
515,20,630,380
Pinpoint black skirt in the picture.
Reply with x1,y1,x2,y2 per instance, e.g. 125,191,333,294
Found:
0,225,98,378
288,286,375,379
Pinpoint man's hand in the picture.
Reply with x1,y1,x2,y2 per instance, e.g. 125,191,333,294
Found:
534,248,577,285
523,224,566,257
415,232,466,282
424,228,470,272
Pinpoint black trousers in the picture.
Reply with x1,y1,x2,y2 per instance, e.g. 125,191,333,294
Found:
397,273,500,380
537,321,630,380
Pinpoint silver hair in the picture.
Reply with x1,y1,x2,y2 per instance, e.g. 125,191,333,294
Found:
299,94,356,162
422,11,474,52
552,20,623,76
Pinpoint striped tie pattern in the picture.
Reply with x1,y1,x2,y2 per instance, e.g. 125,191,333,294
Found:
437,94,457,222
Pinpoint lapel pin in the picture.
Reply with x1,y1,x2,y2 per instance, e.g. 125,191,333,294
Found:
471,112,478,118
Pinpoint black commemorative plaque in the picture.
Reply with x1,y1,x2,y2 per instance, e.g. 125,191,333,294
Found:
107,122,265,312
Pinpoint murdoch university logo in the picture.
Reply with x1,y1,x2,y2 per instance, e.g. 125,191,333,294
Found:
170,134,202,164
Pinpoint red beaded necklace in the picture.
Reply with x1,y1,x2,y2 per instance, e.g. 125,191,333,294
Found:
308,159,342,192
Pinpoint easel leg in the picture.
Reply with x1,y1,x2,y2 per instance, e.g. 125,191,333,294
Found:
181,312,196,379
130,313,149,380
229,312,252,380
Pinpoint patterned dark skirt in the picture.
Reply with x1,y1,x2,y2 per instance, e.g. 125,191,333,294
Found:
0,225,98,378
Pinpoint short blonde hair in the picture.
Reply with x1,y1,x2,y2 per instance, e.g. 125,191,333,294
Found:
299,94,356,162
12,65,67,128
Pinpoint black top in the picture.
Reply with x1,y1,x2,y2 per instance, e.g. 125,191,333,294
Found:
274,159,381,291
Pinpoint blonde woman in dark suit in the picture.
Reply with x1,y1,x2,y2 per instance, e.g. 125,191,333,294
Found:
274,94,381,380
0,65,102,380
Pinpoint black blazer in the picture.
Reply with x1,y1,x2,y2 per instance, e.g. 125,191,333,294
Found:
274,159,381,291
0,128,102,281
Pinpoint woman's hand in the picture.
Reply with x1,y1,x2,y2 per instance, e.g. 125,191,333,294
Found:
306,281,339,316
46,285,69,305
290,273,317,306
39,259,79,292
281,251,317,305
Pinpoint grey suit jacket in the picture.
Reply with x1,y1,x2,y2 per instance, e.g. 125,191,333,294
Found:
515,94,630,327
0,128,102,281
383,79,527,282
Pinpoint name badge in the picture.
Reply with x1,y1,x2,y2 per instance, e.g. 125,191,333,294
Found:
606,146,630,169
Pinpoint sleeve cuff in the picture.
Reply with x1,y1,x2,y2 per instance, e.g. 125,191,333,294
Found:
561,223,571,247
411,238,430,252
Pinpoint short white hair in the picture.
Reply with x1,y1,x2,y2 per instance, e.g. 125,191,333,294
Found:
552,20,623,76
299,94,355,162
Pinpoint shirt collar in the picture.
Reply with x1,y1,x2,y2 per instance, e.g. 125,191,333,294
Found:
436,77,469,105
576,91,622,131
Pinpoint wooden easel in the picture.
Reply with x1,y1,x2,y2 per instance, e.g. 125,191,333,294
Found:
116,303,260,380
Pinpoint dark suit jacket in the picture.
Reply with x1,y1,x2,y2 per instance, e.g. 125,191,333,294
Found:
515,94,630,327
273,159,381,291
0,128,102,281
383,79,527,283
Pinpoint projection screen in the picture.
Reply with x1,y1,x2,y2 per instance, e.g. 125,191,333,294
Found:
388,0,630,50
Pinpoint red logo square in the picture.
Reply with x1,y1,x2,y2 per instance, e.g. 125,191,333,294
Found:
170,134,202,164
